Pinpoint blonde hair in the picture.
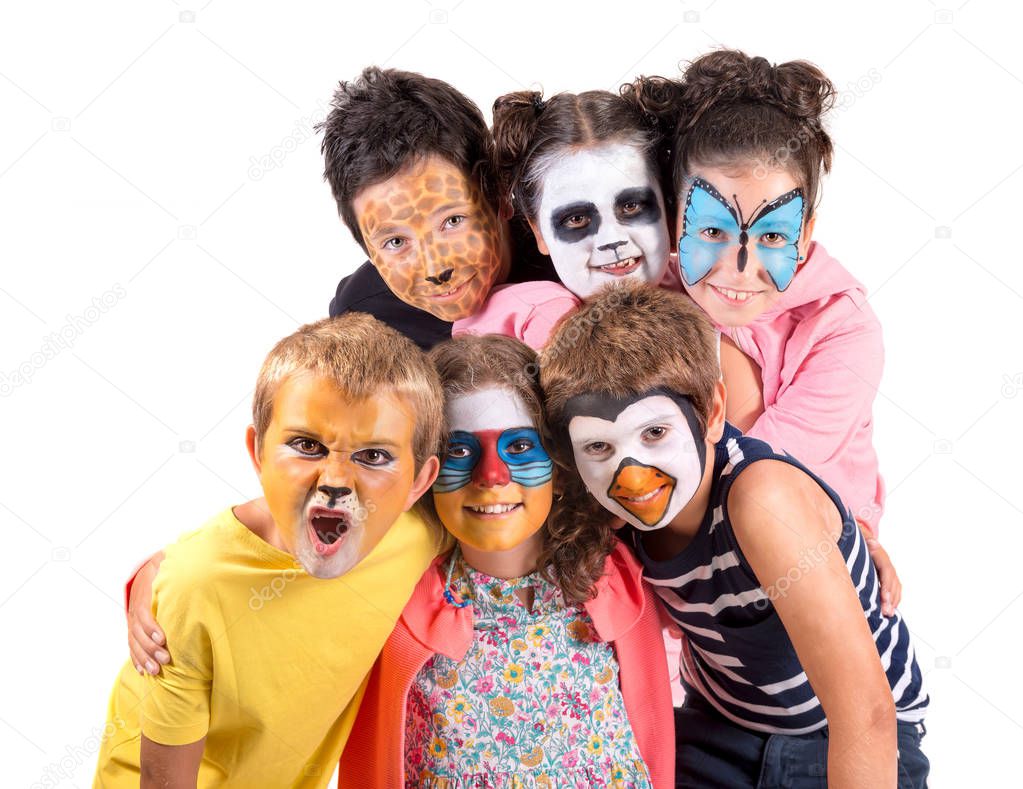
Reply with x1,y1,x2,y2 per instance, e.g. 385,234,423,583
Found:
252,313,444,469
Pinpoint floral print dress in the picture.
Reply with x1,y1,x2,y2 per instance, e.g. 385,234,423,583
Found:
404,555,652,788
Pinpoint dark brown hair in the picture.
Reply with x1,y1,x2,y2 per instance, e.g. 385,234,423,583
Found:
633,50,836,220
317,67,497,250
492,88,676,222
424,334,612,603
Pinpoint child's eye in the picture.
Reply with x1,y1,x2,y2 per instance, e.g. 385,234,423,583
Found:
620,200,642,216
443,214,467,230
583,441,612,457
289,438,325,456
383,236,407,251
701,227,724,240
562,214,590,230
447,444,473,459
506,439,535,455
642,426,668,442
760,232,786,245
353,448,394,466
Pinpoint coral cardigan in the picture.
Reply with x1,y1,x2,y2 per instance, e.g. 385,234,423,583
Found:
338,540,675,788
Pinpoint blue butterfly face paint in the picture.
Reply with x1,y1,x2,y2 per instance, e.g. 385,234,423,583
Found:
679,176,805,292
432,387,554,553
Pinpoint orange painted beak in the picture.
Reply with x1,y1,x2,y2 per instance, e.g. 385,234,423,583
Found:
608,460,676,527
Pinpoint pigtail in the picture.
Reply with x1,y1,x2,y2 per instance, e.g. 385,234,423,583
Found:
772,60,836,174
492,90,548,215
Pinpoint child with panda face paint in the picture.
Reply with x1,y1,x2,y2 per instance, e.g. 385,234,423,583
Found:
451,89,676,349
338,334,674,788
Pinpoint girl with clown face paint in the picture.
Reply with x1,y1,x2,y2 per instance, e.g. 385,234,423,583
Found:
451,89,677,350
338,335,674,788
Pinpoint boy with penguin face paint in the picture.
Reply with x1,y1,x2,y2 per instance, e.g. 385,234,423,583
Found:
540,283,929,789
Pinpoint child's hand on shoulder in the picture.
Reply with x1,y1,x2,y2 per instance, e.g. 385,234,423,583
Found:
127,551,170,675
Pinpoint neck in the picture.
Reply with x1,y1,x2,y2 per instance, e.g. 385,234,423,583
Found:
458,532,543,579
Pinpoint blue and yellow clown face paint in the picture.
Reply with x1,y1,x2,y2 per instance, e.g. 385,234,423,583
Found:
433,387,554,553
676,167,810,327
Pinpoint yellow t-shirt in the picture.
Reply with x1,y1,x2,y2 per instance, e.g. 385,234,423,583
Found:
94,506,435,788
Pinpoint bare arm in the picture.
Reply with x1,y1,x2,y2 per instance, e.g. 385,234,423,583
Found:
128,551,169,674
719,334,764,433
140,735,204,788
728,461,897,788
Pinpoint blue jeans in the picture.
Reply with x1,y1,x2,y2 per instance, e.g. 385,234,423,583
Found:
674,694,929,788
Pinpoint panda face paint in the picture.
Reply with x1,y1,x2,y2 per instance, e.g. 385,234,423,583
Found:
565,389,706,531
433,387,554,553
536,143,670,298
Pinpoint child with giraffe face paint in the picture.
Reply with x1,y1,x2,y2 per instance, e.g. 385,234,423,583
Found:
338,334,674,787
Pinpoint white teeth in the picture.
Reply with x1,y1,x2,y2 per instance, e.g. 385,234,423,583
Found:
623,486,663,503
715,286,754,302
601,257,638,271
468,503,519,514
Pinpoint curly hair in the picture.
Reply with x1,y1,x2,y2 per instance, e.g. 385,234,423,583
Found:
425,334,612,603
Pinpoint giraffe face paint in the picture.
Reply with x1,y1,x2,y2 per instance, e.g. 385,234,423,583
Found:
536,143,670,298
433,387,553,552
565,389,706,531
677,166,807,327
354,155,509,321
256,372,419,578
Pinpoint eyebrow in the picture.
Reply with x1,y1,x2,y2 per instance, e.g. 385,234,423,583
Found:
551,201,597,218
430,201,471,217
280,429,402,449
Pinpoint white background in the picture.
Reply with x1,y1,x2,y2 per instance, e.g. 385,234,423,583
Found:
2,0,1021,785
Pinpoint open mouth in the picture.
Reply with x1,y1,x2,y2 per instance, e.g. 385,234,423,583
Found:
307,507,351,556
429,274,475,300
708,283,762,305
464,502,522,518
592,256,643,276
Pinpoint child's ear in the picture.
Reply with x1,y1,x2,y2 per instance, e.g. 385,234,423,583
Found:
246,425,262,474
798,214,817,264
705,379,727,443
527,217,550,256
403,455,440,511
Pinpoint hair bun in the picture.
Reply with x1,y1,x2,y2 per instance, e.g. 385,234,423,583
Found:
682,49,835,126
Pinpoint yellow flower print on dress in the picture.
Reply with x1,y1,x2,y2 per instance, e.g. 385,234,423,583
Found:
446,695,471,723
429,738,447,758
489,696,514,717
503,663,525,683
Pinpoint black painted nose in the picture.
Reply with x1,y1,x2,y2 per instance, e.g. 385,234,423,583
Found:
425,268,455,285
318,485,352,506
597,240,627,252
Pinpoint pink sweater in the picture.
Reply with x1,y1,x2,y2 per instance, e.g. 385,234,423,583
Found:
720,242,885,533
338,540,675,788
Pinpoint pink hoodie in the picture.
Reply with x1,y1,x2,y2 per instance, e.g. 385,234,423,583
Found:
720,241,885,533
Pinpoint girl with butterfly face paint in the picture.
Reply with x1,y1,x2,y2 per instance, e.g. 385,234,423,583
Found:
628,53,898,580
451,89,675,350
338,335,674,788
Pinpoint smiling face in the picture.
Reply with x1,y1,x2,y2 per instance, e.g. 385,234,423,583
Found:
677,164,814,327
565,390,706,531
532,143,670,298
433,387,553,554
252,372,429,578
354,155,509,321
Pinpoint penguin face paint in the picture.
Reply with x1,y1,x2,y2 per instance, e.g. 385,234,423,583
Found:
433,387,554,552
536,143,670,298
677,167,808,328
565,389,706,531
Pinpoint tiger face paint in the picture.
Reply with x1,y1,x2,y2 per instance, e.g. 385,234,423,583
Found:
534,143,670,298
354,154,509,321
565,389,706,531
433,387,553,552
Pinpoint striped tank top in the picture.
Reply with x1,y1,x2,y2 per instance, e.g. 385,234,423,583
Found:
629,423,929,734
